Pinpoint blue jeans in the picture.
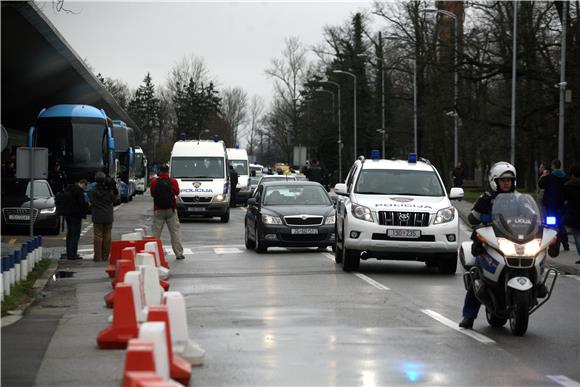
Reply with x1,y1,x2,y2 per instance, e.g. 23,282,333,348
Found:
65,217,82,259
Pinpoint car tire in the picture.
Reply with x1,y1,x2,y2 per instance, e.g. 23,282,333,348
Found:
438,253,457,274
220,210,230,223
255,223,267,254
245,221,255,249
342,245,360,272
334,228,343,264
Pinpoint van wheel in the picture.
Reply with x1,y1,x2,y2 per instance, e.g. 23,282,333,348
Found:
220,210,230,223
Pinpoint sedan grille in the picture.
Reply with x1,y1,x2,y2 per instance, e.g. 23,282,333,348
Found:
3,208,39,224
378,211,430,227
284,216,323,226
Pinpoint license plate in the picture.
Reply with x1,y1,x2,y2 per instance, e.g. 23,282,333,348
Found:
291,228,318,235
187,207,206,212
387,229,421,238
8,214,30,220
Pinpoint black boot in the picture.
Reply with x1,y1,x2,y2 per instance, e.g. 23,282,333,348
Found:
459,317,475,329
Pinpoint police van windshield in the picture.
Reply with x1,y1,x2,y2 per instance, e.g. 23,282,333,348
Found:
355,169,445,196
230,160,248,176
171,157,224,179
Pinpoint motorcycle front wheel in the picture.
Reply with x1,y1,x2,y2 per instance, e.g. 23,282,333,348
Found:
509,292,530,336
486,308,507,327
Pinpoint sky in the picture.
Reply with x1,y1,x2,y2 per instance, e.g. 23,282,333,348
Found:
40,1,375,104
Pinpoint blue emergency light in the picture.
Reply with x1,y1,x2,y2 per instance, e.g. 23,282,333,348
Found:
371,149,381,160
180,132,187,141
408,153,417,163
212,134,221,142
546,216,557,226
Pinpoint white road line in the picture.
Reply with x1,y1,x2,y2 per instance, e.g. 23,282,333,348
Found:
113,203,124,211
546,375,580,387
353,272,390,291
214,247,242,254
421,309,496,344
322,252,335,262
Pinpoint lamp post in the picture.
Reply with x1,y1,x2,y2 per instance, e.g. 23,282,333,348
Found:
321,80,343,182
558,1,567,168
315,88,335,113
510,1,517,165
333,70,357,161
423,8,459,167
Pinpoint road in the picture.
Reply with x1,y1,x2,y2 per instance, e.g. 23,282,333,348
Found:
2,193,579,386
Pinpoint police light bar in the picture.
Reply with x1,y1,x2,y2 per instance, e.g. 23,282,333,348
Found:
371,149,381,160
408,153,417,163
546,216,557,226
180,132,187,141
212,134,221,142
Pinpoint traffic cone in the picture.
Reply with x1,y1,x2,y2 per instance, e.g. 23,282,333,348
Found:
147,305,191,385
97,283,139,349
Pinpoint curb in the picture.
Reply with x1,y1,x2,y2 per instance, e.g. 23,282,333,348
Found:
1,258,60,328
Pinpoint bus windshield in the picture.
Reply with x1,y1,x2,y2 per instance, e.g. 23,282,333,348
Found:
171,157,225,179
135,153,146,178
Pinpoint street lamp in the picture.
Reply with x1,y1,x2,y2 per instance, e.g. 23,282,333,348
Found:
315,88,335,113
321,79,343,182
423,7,459,167
333,70,357,161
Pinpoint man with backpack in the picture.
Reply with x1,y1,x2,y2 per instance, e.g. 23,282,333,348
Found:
150,164,185,260
56,179,88,260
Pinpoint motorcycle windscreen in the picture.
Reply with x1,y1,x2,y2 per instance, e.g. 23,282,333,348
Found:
491,193,541,243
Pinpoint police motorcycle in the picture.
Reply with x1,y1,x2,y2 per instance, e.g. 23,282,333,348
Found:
459,192,559,336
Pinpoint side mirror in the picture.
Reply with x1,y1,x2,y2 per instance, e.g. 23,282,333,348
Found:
334,183,348,196
247,198,257,207
449,187,464,200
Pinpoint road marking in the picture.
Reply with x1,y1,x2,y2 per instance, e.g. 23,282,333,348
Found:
546,375,580,387
165,248,194,257
114,203,124,212
214,247,242,254
421,309,496,344
322,252,335,262
353,272,390,290
80,223,93,237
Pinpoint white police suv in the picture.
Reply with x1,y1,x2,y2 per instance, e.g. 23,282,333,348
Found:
334,152,464,274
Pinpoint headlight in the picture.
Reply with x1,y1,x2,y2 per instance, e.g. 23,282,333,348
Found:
262,214,282,225
325,215,336,225
497,239,517,256
351,203,374,223
434,207,455,224
40,207,56,214
497,238,542,257
213,194,226,202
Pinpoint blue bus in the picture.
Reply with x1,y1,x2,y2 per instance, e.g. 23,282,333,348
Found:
28,104,116,184
112,120,136,202
134,146,148,194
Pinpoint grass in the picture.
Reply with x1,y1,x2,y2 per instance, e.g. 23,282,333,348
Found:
1,259,52,317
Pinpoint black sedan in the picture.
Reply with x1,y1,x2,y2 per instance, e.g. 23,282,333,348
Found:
1,179,61,235
245,181,336,253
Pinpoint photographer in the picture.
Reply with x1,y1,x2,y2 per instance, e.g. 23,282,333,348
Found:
89,172,118,262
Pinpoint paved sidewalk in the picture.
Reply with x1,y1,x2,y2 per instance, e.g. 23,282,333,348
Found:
453,199,579,276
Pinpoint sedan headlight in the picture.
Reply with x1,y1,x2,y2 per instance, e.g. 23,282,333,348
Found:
325,215,336,225
351,203,374,223
40,207,56,214
497,238,542,257
213,194,226,202
434,207,455,224
262,214,282,225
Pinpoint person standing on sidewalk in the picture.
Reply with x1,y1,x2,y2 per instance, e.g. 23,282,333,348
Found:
89,172,117,262
563,164,580,263
150,164,184,260
459,162,516,329
452,161,465,188
229,164,238,208
59,179,88,260
539,159,570,251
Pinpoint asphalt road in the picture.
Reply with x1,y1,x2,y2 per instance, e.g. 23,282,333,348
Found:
2,193,579,386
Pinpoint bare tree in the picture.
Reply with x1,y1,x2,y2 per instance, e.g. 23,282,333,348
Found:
247,95,264,156
220,87,248,146
166,54,211,97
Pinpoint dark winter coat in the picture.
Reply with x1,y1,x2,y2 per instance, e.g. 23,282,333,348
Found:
64,184,88,219
563,178,580,230
538,170,568,211
89,184,116,224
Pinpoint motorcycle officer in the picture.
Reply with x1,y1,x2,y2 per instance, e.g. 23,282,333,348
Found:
459,162,517,329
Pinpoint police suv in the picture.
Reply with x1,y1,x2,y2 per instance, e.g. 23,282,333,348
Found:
334,152,464,273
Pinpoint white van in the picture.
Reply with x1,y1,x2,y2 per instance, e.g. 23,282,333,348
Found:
170,140,230,222
226,148,251,204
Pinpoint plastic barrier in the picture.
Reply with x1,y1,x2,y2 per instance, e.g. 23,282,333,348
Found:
134,228,146,239
162,292,205,365
136,252,169,291
121,339,158,386
147,305,191,385
138,322,170,380
125,271,147,322
113,259,136,288
122,232,143,241
108,239,169,278
143,236,169,269
143,242,170,280
97,283,139,349
140,266,163,307
123,371,165,387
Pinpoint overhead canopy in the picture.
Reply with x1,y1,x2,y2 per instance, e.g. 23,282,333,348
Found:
1,1,139,149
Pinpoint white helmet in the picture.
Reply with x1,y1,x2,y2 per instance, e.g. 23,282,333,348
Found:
488,161,516,192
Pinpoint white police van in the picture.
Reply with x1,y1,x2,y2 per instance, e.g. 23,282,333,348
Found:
170,140,230,222
334,152,464,273
226,147,251,205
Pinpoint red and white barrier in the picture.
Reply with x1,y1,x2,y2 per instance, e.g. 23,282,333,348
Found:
163,292,205,365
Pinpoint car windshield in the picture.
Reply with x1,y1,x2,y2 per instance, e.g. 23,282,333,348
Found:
263,185,331,206
355,169,445,196
171,157,224,178
230,159,248,176
1,180,52,198
492,192,541,242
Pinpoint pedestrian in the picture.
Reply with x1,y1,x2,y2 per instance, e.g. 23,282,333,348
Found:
308,160,323,184
537,162,551,218
89,172,117,262
452,161,464,188
150,164,185,260
58,179,88,260
459,162,516,329
229,164,239,207
538,159,570,251
48,161,68,194
563,163,580,263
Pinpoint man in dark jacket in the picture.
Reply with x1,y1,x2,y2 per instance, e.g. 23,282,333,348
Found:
308,160,323,184
89,172,118,262
48,161,67,194
539,159,569,250
229,165,239,207
563,164,580,262
452,162,465,188
62,180,88,260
